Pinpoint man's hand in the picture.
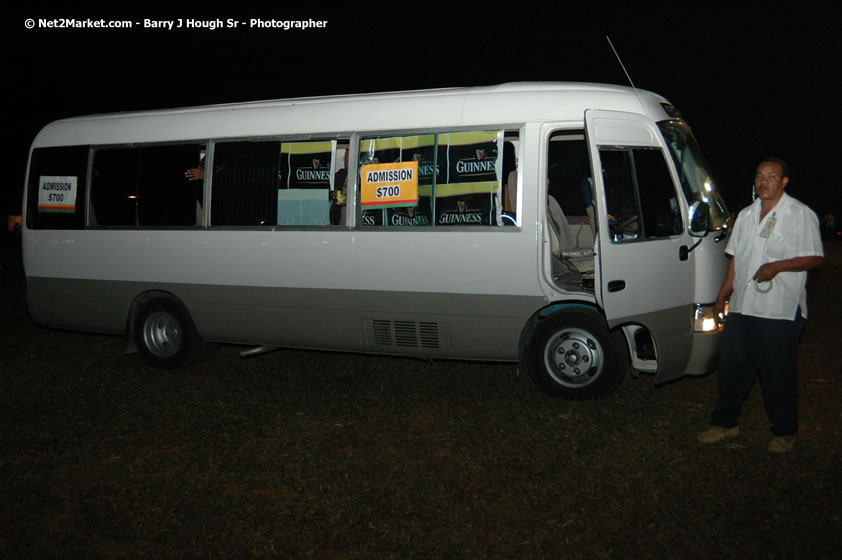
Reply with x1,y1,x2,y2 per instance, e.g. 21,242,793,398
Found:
753,256,823,283
714,298,727,326
752,262,780,283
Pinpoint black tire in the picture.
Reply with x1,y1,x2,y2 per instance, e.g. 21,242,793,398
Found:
135,299,203,368
526,309,623,399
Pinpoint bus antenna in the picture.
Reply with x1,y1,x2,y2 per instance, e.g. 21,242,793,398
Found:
606,36,644,109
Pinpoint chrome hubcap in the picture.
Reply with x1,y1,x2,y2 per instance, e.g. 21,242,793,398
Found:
544,328,603,388
142,311,182,359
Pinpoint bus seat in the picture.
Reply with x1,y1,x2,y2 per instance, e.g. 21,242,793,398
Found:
548,195,594,272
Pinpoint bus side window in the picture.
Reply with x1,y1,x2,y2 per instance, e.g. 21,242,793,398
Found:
139,145,203,226
278,140,337,227
91,144,203,227
435,131,502,227
210,139,344,227
358,130,515,227
211,141,280,226
26,146,88,230
358,134,435,227
91,148,137,226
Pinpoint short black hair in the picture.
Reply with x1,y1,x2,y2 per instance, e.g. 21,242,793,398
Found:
758,157,789,178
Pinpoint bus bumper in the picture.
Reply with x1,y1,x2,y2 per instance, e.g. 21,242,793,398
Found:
684,329,723,375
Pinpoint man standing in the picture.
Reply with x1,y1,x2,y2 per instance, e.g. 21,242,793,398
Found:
698,158,823,453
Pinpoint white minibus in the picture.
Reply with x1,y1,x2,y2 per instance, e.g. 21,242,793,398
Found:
22,82,730,399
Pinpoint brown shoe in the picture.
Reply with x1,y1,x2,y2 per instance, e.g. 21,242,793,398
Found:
768,435,796,453
698,426,740,444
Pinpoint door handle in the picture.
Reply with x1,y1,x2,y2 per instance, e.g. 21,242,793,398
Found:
607,280,626,292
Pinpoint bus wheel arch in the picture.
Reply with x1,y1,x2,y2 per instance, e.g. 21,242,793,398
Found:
523,305,625,399
128,291,206,368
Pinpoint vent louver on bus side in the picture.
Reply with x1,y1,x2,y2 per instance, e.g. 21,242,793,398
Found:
362,319,444,350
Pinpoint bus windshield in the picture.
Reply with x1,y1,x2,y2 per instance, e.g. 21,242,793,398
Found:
658,121,728,231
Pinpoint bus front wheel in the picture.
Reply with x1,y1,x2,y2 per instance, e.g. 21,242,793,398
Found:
526,309,623,399
135,300,203,368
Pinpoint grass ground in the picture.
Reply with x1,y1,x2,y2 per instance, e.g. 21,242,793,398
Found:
1,240,840,558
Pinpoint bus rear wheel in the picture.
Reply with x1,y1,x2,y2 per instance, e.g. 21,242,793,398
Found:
526,309,623,399
135,300,203,368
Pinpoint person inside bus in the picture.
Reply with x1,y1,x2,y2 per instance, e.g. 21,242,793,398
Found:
184,149,205,224
184,147,206,182
331,148,349,225
185,166,204,181
502,141,517,222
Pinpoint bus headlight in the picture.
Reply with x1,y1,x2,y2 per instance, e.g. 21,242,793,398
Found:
694,304,724,332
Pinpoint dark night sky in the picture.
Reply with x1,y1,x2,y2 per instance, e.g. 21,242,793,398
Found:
6,5,841,218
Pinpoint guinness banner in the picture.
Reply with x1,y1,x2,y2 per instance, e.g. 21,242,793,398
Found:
436,130,503,225
280,141,335,189
278,140,336,226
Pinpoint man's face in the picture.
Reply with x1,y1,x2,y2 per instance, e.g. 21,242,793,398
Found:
755,162,788,203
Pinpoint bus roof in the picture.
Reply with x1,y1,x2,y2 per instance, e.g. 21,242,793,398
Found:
32,82,672,148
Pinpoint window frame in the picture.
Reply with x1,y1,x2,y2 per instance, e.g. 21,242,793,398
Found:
26,145,90,230
206,134,352,231
29,125,525,232
87,140,209,230
598,146,684,244
354,125,522,231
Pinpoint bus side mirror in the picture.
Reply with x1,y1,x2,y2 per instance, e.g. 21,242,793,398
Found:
688,200,710,238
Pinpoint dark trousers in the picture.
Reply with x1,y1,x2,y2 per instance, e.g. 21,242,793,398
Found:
711,311,804,436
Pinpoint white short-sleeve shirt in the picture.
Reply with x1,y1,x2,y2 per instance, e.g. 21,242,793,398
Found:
726,192,823,320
